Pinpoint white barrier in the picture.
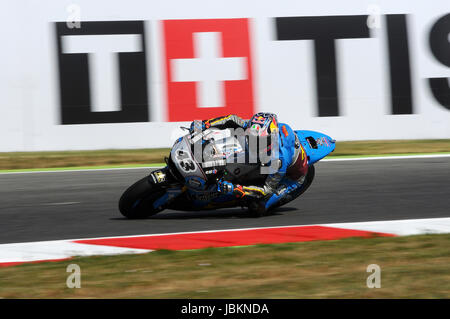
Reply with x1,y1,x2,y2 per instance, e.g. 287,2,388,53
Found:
0,0,449,151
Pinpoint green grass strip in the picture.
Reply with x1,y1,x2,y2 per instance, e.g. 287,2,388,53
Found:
1,139,449,172
326,151,450,159
0,163,165,173
0,233,448,298
1,152,450,173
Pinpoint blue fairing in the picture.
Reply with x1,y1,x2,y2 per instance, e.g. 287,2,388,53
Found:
159,129,335,211
295,130,336,165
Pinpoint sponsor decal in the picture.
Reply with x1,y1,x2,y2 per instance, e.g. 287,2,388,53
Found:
282,126,289,137
276,185,288,197
153,171,166,183
205,168,218,175
202,159,226,168
191,190,221,201
316,137,330,147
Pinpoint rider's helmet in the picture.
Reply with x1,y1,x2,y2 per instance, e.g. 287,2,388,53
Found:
245,113,279,162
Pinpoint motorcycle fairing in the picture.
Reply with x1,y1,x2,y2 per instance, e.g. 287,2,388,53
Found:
170,135,207,186
164,187,241,211
162,128,335,211
295,130,336,165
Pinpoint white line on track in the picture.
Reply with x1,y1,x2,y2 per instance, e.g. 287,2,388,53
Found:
0,166,161,175
39,202,80,206
0,154,449,175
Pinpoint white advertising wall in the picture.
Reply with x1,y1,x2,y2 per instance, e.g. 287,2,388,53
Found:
0,0,449,151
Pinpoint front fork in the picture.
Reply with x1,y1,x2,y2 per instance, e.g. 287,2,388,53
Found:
152,187,184,210
148,167,185,210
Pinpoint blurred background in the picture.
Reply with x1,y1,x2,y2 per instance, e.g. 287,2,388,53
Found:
0,0,449,299
0,0,449,153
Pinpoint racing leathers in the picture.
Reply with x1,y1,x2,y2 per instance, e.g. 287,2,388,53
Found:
190,114,309,212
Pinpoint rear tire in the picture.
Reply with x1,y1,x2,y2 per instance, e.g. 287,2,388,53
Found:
119,176,166,219
270,164,316,210
296,164,315,197
247,200,266,218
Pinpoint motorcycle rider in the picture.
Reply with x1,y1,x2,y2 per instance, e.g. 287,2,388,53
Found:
189,112,309,215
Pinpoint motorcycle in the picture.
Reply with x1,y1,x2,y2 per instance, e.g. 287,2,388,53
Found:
118,127,335,218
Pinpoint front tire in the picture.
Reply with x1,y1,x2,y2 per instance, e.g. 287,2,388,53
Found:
119,176,166,219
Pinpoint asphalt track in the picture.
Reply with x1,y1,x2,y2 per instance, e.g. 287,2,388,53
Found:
0,157,449,244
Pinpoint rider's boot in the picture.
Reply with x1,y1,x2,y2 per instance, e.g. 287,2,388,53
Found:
248,200,267,217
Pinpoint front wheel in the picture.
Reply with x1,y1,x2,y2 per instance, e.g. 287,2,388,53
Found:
119,176,166,219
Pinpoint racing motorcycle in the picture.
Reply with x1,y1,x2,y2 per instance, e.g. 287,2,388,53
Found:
118,127,335,218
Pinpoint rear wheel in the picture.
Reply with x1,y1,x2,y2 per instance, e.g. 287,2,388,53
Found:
247,200,266,218
119,176,166,219
296,164,315,197
269,164,316,210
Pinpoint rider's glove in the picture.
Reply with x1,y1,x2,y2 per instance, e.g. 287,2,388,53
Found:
189,120,210,134
233,185,246,198
217,180,245,198
217,180,234,194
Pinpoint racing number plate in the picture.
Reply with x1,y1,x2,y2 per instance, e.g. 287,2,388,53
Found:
170,136,205,180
